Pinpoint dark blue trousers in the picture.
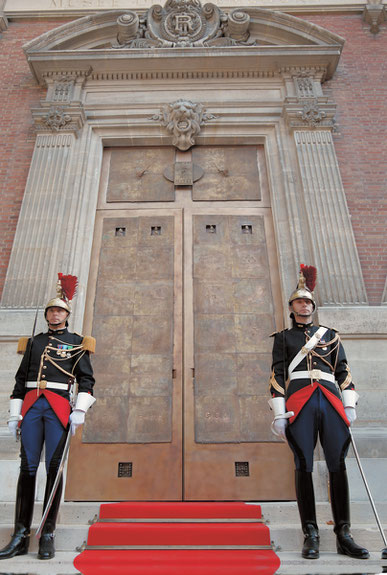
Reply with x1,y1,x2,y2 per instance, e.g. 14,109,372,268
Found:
20,395,68,476
286,388,351,472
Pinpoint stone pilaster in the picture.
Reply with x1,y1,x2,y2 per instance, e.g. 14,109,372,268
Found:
294,130,367,305
382,277,387,305
1,133,76,309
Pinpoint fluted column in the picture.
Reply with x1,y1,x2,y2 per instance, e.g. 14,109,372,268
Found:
282,67,367,306
0,93,101,330
1,132,75,308
294,130,367,305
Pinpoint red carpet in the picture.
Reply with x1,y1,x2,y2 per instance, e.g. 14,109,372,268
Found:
74,502,280,575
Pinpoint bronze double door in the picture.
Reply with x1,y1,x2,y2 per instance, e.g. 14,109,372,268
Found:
66,146,294,501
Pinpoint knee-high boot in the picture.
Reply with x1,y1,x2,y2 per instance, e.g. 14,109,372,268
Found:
329,470,369,559
295,470,319,559
0,472,36,559
37,472,63,560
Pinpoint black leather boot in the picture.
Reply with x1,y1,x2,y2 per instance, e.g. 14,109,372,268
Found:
37,473,63,560
295,470,320,559
0,472,36,560
329,470,369,559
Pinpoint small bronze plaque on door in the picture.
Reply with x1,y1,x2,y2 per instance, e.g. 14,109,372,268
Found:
174,162,193,186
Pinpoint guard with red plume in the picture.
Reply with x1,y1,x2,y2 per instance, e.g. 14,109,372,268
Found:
2,272,96,562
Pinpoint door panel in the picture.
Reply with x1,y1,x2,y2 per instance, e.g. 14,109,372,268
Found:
65,209,183,500
184,209,294,500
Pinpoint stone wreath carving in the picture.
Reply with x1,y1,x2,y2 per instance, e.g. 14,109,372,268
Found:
151,99,217,150
298,99,327,128
113,0,255,48
44,107,72,131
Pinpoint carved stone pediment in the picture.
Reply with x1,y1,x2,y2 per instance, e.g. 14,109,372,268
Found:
23,6,345,85
113,0,254,48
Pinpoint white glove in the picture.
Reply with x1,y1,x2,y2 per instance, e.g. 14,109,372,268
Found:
69,409,85,436
344,406,357,425
272,417,288,440
8,420,19,440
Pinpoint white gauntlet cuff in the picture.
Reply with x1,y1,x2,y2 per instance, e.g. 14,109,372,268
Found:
74,392,96,413
268,397,286,418
342,389,359,408
8,398,23,422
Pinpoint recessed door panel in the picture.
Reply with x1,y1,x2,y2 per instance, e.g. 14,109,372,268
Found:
65,209,183,500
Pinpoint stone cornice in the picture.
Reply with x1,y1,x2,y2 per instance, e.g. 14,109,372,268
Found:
3,1,374,20
25,44,343,86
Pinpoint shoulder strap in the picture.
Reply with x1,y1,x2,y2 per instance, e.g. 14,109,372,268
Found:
288,326,328,375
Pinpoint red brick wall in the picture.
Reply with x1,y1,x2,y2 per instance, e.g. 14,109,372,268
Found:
0,13,386,304
0,19,71,300
302,13,387,305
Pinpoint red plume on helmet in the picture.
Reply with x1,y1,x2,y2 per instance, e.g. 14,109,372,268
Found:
58,273,78,303
288,264,317,310
44,273,78,317
299,264,317,292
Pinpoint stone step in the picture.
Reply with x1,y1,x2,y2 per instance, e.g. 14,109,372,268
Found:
0,551,385,575
0,524,89,553
261,501,387,524
1,500,386,553
270,524,384,553
261,501,387,553
0,501,100,524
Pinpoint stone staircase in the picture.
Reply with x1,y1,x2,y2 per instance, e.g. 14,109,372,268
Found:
0,499,386,574
0,499,387,574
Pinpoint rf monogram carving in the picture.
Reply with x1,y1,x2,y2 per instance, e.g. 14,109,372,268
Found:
113,0,255,48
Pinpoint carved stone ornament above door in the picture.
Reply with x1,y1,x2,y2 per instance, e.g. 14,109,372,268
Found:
151,99,217,150
113,0,255,48
23,6,345,85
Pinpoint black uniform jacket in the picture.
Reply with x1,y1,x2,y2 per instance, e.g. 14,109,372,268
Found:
12,328,95,402
269,322,354,406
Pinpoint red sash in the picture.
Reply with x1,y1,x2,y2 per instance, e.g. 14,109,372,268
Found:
286,383,349,426
20,389,71,428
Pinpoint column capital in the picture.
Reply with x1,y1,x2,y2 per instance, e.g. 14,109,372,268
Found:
42,68,92,102
283,97,337,131
31,103,86,137
363,1,386,34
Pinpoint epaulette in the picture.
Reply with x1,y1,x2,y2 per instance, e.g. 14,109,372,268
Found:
320,324,338,333
81,335,96,353
17,337,29,355
270,329,288,337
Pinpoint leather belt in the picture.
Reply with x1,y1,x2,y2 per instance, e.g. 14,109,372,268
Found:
26,381,70,391
289,370,336,383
